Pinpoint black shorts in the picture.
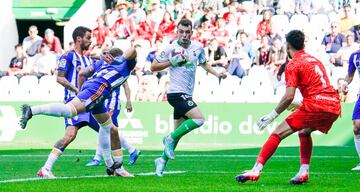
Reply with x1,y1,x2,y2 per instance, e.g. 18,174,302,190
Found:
167,93,197,119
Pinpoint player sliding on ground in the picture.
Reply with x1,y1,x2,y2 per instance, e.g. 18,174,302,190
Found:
19,45,137,177
235,30,341,184
150,19,227,176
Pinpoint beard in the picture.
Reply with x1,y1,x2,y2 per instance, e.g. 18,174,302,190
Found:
80,42,90,51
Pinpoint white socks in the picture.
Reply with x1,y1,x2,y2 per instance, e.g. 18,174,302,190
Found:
112,149,123,164
355,137,360,159
253,162,264,171
31,103,73,118
94,143,103,161
98,122,113,167
119,135,134,154
299,164,309,174
44,148,62,171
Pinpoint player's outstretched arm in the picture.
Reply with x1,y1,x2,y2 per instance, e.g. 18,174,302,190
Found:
78,65,95,89
124,47,137,60
56,70,79,94
200,62,227,79
257,86,296,130
150,59,171,72
123,81,133,112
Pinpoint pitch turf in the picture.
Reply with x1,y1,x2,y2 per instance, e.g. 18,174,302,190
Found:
0,147,359,192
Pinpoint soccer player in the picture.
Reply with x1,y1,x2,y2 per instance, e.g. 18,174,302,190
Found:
35,27,133,178
79,48,141,167
235,30,341,184
20,42,137,177
150,19,227,176
340,49,360,171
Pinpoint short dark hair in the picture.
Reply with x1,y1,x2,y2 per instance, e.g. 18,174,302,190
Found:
72,26,91,42
14,44,22,49
177,19,192,30
285,30,305,50
109,48,123,57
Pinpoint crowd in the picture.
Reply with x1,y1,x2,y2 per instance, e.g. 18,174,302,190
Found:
2,0,360,102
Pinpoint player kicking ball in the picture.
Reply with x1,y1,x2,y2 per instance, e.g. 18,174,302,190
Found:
151,19,227,176
235,30,341,184
339,49,360,171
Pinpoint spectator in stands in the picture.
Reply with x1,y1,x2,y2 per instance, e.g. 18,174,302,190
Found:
189,1,204,28
135,77,155,101
105,0,129,26
157,80,169,102
132,11,156,43
256,35,272,68
238,31,256,62
206,38,228,69
145,39,167,78
276,0,296,18
321,21,346,66
22,25,42,57
256,9,273,40
351,24,360,43
92,15,111,47
331,33,359,67
271,37,287,74
339,4,358,35
295,0,316,19
149,0,165,29
212,18,230,46
42,28,63,55
112,9,131,40
156,11,177,41
226,42,249,78
128,0,146,26
7,44,27,78
239,0,258,15
29,43,57,79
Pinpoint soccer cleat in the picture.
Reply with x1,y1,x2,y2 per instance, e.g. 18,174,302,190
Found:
106,162,122,176
351,163,360,171
154,157,167,177
290,170,309,184
37,167,55,179
20,104,32,129
114,166,134,177
128,149,141,165
163,136,175,159
235,169,261,183
85,159,101,167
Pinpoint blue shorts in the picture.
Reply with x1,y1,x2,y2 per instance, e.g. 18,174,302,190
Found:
77,80,110,115
64,112,100,132
352,98,360,120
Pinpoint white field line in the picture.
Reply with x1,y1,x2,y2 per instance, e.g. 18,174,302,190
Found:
0,171,186,183
0,170,357,183
0,154,357,158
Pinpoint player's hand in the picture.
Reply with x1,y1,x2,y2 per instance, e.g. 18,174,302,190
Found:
126,101,133,112
256,110,279,131
218,72,228,79
339,80,349,94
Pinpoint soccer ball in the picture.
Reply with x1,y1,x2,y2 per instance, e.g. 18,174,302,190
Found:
169,48,187,66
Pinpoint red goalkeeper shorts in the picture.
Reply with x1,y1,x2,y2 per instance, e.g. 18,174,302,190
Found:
285,109,340,134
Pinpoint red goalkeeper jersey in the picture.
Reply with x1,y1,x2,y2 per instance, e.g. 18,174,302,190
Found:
285,50,341,114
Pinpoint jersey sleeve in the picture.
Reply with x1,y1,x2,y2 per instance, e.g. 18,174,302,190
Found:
155,45,172,63
56,53,72,72
348,53,356,74
198,47,207,65
285,62,299,87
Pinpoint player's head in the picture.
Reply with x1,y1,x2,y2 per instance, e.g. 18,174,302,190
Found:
109,47,123,57
177,19,193,47
72,26,92,51
285,30,305,59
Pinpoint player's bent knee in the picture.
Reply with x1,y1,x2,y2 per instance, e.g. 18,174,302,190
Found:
354,126,360,135
193,118,205,126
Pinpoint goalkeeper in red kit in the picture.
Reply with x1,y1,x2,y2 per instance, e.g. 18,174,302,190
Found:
235,30,341,185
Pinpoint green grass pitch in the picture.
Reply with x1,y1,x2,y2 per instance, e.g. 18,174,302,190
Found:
0,147,359,192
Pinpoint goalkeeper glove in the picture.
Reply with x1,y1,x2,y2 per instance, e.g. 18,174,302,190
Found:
256,110,279,131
